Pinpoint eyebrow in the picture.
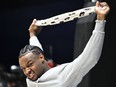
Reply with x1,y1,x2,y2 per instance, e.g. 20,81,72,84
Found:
20,60,33,69
26,60,33,65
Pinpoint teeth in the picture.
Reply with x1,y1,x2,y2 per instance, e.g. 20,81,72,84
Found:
102,6,106,10
29,72,34,79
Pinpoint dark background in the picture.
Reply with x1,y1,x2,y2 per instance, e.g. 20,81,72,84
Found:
0,0,115,87
0,0,84,69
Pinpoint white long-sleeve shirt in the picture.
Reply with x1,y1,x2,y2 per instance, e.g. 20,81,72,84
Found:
27,20,106,87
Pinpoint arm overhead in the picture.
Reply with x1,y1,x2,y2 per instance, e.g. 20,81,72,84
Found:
58,1,110,87
28,19,43,51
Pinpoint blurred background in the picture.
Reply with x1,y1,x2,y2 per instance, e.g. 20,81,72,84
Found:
0,0,115,87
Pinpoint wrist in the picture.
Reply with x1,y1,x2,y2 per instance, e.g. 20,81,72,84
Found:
97,14,106,20
29,32,36,37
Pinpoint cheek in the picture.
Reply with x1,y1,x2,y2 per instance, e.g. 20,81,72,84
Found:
31,59,42,70
33,62,44,77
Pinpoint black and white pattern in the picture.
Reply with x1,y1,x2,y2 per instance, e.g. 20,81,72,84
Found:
35,6,95,26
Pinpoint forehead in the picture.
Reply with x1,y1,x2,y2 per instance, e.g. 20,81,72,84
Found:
19,52,37,66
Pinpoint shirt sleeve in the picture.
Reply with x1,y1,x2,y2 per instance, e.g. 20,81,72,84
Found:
60,20,106,87
29,36,43,51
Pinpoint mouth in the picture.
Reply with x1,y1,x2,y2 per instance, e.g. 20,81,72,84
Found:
28,73,35,80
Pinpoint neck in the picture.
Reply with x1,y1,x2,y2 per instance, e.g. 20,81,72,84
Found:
44,62,51,73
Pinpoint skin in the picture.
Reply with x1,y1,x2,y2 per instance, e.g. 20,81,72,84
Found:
19,53,50,81
19,1,110,81
95,1,110,20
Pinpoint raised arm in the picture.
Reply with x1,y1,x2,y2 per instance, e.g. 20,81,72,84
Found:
59,1,110,86
28,19,43,51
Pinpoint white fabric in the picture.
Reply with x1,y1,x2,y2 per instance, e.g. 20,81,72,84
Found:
27,20,106,87
92,0,97,2
29,36,43,51
35,5,106,26
35,6,95,26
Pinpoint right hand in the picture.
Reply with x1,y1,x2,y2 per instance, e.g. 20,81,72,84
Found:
28,19,42,37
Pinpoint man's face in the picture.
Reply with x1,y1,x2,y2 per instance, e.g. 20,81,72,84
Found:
19,52,44,81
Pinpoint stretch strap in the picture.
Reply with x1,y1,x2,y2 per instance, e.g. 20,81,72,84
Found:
35,6,96,26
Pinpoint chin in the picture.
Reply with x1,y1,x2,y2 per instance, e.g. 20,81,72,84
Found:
29,77,38,81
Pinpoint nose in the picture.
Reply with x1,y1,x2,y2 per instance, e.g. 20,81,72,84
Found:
24,67,31,76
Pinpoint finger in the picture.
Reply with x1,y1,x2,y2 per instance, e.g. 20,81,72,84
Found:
96,1,99,7
32,19,37,25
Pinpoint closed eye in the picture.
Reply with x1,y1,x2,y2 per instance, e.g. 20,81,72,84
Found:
26,61,34,67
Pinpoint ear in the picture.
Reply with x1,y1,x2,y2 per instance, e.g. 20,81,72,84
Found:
38,53,45,63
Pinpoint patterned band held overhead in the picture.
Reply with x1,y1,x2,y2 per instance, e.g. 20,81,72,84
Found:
35,6,106,26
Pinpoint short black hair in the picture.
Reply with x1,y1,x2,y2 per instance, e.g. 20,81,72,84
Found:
18,45,45,59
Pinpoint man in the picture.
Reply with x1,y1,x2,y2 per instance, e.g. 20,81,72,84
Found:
18,1,110,87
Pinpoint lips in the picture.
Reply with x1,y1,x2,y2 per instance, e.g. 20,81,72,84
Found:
28,72,35,80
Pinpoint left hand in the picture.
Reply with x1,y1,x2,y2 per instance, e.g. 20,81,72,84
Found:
95,1,110,20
